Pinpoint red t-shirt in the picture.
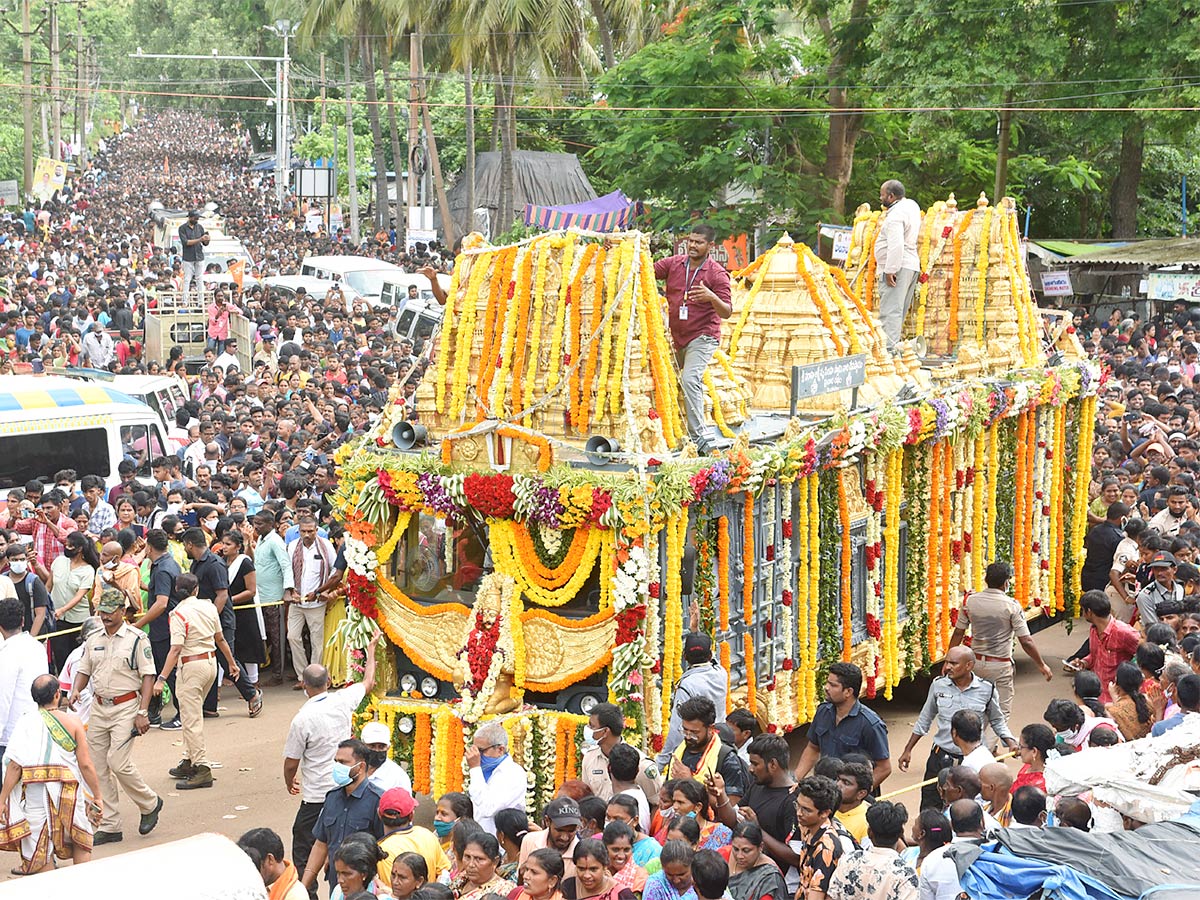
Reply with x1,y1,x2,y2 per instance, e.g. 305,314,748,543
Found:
653,254,731,349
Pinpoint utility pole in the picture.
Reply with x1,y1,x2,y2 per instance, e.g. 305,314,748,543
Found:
75,20,84,166
319,52,327,128
406,30,419,244
48,0,60,161
20,0,36,192
343,41,359,245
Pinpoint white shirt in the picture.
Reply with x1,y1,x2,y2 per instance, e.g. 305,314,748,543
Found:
213,351,240,373
368,757,413,795
283,682,367,803
467,755,528,835
961,744,997,773
58,644,92,724
874,197,921,274
290,539,327,601
1148,507,1185,537
918,839,974,900
0,631,50,744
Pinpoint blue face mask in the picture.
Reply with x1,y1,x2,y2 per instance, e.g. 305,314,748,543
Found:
434,819,455,839
331,761,358,787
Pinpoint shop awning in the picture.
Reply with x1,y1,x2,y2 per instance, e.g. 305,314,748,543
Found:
523,189,643,232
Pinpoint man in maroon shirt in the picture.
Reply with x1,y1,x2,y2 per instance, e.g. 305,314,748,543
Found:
653,225,733,451
1078,590,1141,703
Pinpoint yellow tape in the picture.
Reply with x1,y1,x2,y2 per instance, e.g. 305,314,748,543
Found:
876,750,1016,802
35,598,298,641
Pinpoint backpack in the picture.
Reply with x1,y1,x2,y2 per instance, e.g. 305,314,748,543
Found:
16,571,55,633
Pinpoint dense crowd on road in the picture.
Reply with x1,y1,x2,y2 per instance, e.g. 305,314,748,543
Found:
0,113,1198,899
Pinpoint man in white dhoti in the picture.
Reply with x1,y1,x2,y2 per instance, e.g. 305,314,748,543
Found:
0,674,102,874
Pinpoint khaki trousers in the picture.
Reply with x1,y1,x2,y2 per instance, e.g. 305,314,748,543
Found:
178,657,217,767
288,604,326,680
88,700,158,832
974,657,1015,736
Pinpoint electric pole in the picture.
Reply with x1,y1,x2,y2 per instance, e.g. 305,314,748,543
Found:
75,20,84,165
319,52,327,128
20,0,37,192
48,0,60,160
343,41,359,245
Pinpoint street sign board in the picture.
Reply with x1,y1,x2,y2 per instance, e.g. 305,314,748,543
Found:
792,354,866,401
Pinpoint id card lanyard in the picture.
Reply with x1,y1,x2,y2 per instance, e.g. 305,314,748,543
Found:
680,259,704,321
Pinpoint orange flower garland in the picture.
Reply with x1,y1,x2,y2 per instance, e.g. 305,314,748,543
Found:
837,469,852,660
947,210,976,342
742,493,755,626
546,233,577,393
495,521,604,590
575,248,607,432
496,425,552,472
638,253,679,446
799,257,845,354
927,443,941,656
593,248,618,421
477,248,517,412
717,516,730,630
413,713,432,794
448,716,465,791
554,718,567,789
743,632,756,715
1013,411,1029,606
1024,412,1038,605
566,244,596,427
565,723,578,781
434,263,461,413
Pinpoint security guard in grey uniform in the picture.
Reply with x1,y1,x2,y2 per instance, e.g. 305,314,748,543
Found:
68,587,163,844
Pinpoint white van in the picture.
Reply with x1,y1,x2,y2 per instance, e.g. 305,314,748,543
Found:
379,272,451,309
109,375,190,430
0,376,171,491
263,274,341,305
298,255,405,307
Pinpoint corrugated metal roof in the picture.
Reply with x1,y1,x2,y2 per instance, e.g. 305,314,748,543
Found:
1066,236,1200,266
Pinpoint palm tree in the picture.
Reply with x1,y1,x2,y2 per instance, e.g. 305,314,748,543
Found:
297,0,390,232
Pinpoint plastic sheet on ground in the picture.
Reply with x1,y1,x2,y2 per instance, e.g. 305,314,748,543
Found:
991,801,1200,899
953,844,1129,900
1045,715,1200,824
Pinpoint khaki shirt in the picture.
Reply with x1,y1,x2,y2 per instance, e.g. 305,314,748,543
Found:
580,742,661,804
169,596,220,656
77,622,156,700
958,588,1029,660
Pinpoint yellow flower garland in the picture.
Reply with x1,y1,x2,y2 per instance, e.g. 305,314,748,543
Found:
971,434,986,591
493,246,533,416
704,370,735,438
882,451,903,698
797,474,810,716
805,473,821,720
974,207,993,344
743,632,756,715
377,512,413,566
489,520,607,606
985,421,1000,561
609,240,637,417
522,238,552,426
822,267,862,354
448,251,493,418
662,510,686,731
434,263,462,413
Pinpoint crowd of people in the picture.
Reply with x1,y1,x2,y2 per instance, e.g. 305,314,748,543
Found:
1,111,1200,897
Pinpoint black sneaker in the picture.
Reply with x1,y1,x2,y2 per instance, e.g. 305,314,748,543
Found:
160,717,182,731
93,830,123,846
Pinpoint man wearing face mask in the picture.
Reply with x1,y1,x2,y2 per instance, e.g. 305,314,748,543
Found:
360,721,412,793
284,636,381,899
465,721,528,835
873,179,922,346
580,701,661,810
300,738,384,894
7,542,50,636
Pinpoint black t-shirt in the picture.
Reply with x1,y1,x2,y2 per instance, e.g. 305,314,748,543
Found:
1081,522,1123,591
147,553,183,642
741,781,797,846
190,550,233,630
11,573,51,633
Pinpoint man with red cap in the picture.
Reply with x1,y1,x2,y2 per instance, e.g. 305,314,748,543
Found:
376,786,449,886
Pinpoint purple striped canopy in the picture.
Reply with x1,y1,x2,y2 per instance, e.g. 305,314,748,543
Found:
523,190,642,232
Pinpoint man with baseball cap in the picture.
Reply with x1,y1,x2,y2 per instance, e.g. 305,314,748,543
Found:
376,786,449,885
656,602,729,765
518,797,581,877
361,720,412,794
1134,551,1184,632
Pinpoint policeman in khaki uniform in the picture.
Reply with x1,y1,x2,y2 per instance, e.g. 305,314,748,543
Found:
68,587,162,845
580,702,660,810
154,572,239,790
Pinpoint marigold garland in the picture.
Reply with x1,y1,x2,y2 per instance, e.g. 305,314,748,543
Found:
800,254,845,354
593,247,619,423
974,207,993,344
521,238,552,424
490,520,607,605
806,473,820,720
575,247,607,432
822,267,862,354
837,468,853,660
971,434,986,591
940,442,953,654
717,516,731,630
545,234,577,393
728,245,779,362
662,510,686,731
947,210,976,342
742,492,755,626
496,246,534,415
743,632,757,715
704,370,735,439
434,262,462,413
1013,410,1029,606
882,451,903,697
796,475,811,716
638,252,681,447
413,712,432,795
477,248,517,412
448,251,494,417
719,640,732,715
609,240,637,417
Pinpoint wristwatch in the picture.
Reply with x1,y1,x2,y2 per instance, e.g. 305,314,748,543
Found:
137,709,149,717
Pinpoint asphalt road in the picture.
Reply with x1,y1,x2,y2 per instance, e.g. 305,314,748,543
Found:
0,617,1085,890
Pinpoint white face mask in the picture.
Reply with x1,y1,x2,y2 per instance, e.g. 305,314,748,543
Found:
204,517,218,529
166,503,181,514
8,561,27,575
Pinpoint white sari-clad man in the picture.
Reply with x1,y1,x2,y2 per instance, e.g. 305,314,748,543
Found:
0,673,103,873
